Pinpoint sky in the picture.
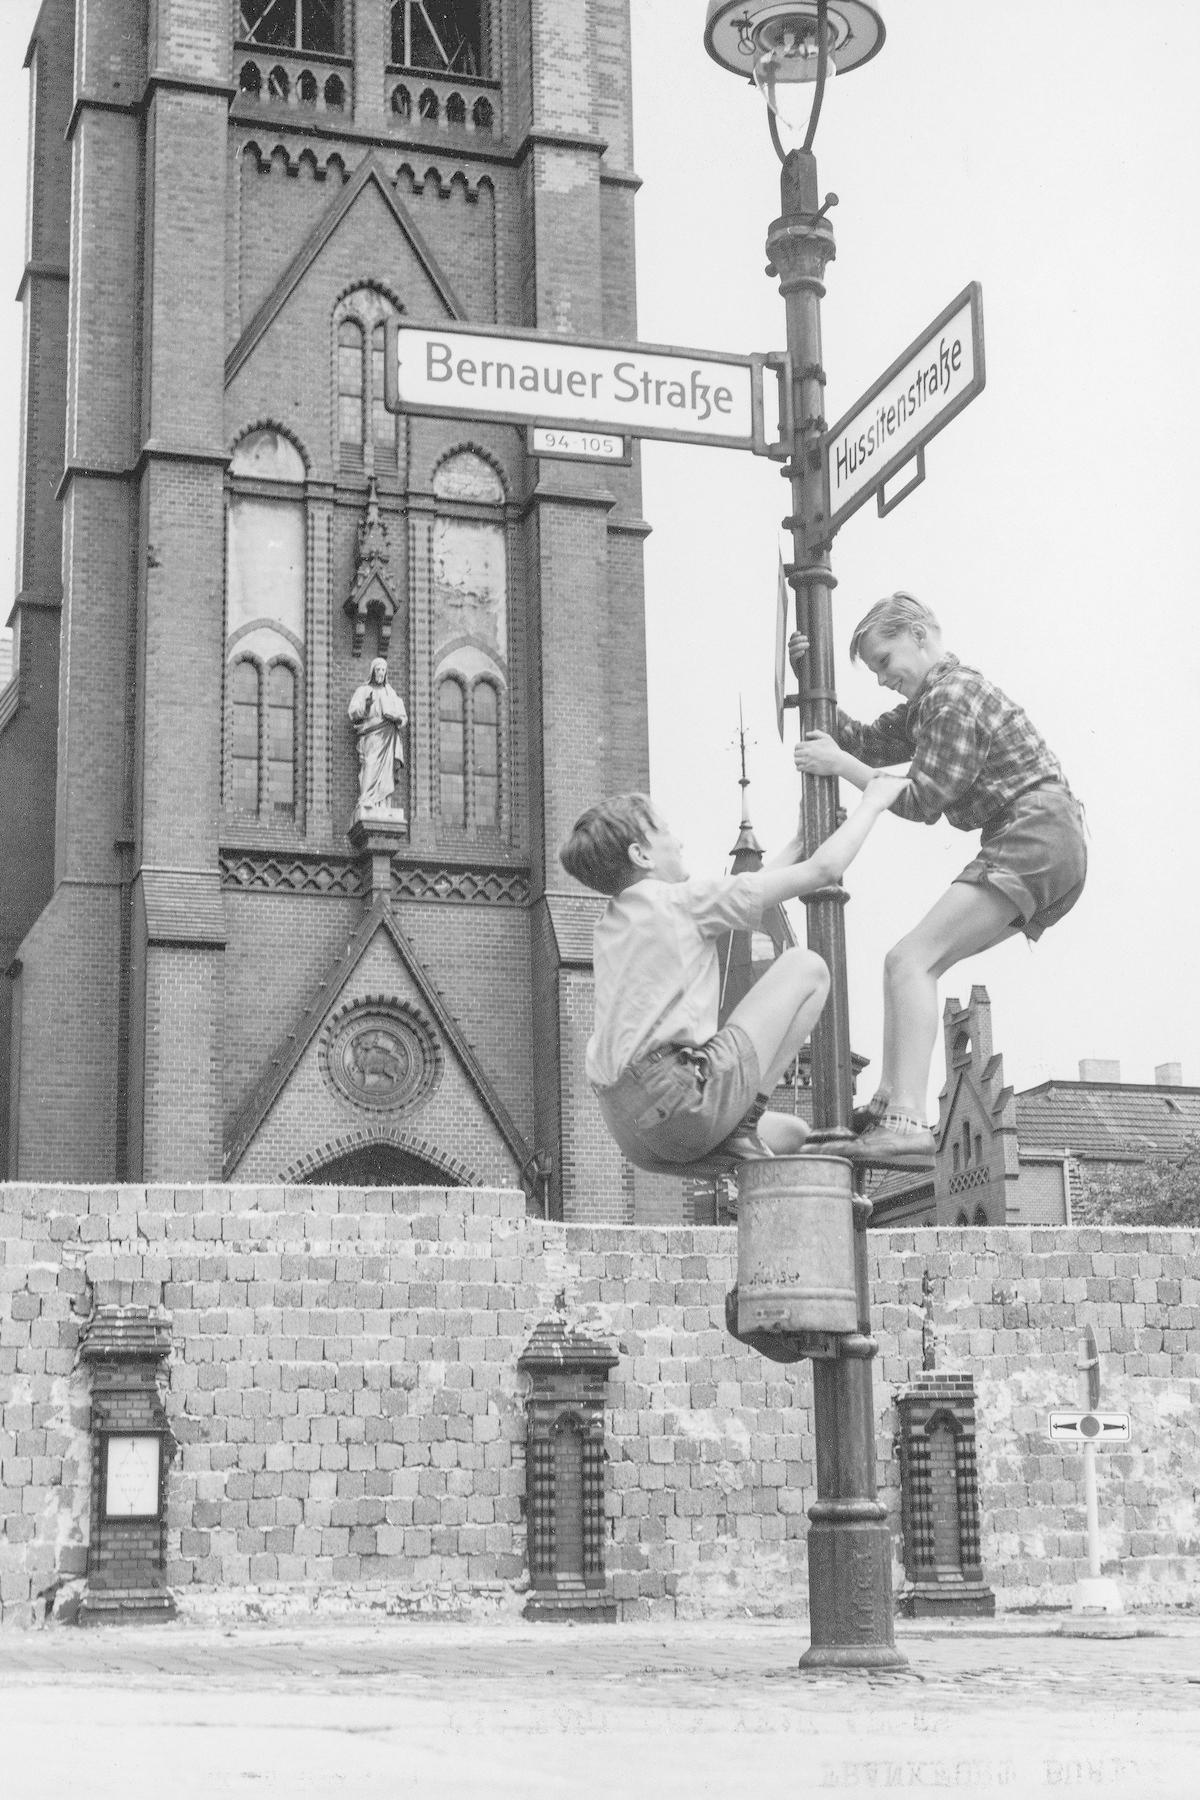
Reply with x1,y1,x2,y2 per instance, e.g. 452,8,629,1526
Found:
0,2,1196,1118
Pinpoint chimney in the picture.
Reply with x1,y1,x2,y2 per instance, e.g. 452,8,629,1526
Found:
1078,1059,1121,1083
1155,1063,1183,1088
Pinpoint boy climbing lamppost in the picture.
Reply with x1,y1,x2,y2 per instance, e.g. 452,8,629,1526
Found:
703,0,905,1668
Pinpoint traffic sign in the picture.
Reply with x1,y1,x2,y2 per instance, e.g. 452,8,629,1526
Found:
1049,1411,1131,1444
821,282,985,538
386,320,770,451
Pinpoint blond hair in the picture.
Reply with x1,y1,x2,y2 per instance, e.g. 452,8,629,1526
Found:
848,591,941,663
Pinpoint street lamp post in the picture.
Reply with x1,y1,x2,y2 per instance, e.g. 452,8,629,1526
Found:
704,0,906,1670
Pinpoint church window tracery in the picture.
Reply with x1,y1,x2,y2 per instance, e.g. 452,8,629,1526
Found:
231,661,261,811
391,2,483,75
335,293,398,470
430,451,508,838
438,677,466,826
472,679,499,827
239,0,345,57
225,430,307,825
268,664,297,816
338,318,364,450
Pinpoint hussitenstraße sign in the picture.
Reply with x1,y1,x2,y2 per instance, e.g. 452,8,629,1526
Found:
823,282,986,536
385,320,769,451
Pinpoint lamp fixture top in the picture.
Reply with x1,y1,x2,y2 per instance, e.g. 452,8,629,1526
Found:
704,1,885,81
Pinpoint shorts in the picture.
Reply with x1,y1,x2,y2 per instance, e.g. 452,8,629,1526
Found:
592,1022,762,1175
954,781,1087,942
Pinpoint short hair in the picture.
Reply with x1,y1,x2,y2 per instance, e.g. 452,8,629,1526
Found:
848,591,941,663
559,793,657,896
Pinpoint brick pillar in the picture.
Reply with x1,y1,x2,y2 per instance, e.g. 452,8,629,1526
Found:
126,7,233,1178
7,3,147,1177
0,0,74,1171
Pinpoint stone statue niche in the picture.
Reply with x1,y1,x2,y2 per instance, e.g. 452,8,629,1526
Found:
348,656,408,821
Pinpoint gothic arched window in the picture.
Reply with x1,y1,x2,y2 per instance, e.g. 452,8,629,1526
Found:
334,294,398,470
267,663,297,816
338,318,364,452
438,678,466,826
431,451,507,837
371,324,392,460
239,1,345,56
472,679,499,827
391,2,483,75
231,661,261,811
226,429,306,825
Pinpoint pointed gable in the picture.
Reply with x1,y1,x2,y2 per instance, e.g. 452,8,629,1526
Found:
226,153,465,387
225,905,531,1181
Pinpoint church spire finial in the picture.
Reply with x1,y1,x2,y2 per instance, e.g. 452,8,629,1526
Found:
729,699,764,869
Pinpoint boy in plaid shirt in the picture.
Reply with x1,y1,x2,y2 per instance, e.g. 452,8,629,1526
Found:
792,591,1086,1164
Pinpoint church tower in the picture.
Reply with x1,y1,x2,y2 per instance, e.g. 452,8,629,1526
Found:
0,1,649,1220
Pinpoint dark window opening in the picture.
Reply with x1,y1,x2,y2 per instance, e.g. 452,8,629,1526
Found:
268,665,296,816
240,0,344,56
473,681,499,826
371,325,393,459
391,2,483,77
439,678,466,826
338,318,364,448
231,662,261,812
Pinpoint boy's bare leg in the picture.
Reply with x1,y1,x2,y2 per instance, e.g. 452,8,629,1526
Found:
726,946,830,1088
879,882,1021,1120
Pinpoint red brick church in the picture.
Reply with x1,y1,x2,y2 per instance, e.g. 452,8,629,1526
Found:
0,0,654,1221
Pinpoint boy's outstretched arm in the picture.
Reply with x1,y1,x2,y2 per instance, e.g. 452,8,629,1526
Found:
794,729,886,793
758,773,910,907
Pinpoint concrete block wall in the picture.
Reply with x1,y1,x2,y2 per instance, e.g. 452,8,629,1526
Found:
2,1188,1198,1626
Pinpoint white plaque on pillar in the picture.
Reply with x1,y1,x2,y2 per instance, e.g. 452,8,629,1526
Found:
103,1434,162,1520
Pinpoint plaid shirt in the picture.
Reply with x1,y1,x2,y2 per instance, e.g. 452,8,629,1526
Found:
836,655,1069,830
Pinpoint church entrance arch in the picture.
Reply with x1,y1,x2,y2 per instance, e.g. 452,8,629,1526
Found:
285,1130,476,1188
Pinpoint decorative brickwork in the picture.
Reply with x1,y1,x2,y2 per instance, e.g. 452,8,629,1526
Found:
894,1372,995,1618
518,1309,618,1620
78,1306,176,1624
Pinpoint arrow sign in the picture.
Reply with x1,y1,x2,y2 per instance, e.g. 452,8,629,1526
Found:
1048,1411,1131,1444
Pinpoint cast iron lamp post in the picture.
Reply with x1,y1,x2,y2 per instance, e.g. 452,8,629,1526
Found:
704,0,905,1670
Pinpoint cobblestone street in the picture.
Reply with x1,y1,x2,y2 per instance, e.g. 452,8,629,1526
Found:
3,1614,1199,1798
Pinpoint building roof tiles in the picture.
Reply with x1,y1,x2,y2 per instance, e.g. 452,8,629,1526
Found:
1015,1081,1200,1159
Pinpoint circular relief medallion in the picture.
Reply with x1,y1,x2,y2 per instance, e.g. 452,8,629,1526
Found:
321,1002,442,1113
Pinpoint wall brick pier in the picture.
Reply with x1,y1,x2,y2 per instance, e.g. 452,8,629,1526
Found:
1,1184,1197,1624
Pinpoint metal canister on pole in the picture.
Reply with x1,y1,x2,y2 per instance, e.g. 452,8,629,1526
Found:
737,1155,857,1335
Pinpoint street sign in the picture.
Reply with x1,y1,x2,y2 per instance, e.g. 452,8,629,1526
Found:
529,427,628,464
822,282,985,537
1049,1411,1131,1444
386,320,769,451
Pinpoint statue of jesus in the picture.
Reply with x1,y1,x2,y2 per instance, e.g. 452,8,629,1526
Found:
348,657,407,812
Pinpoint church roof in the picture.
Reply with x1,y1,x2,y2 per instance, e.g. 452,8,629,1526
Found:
1015,1080,1200,1161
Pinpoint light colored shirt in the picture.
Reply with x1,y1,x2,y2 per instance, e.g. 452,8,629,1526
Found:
586,873,768,1088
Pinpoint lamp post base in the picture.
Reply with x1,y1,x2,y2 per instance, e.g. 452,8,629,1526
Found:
800,1516,909,1671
